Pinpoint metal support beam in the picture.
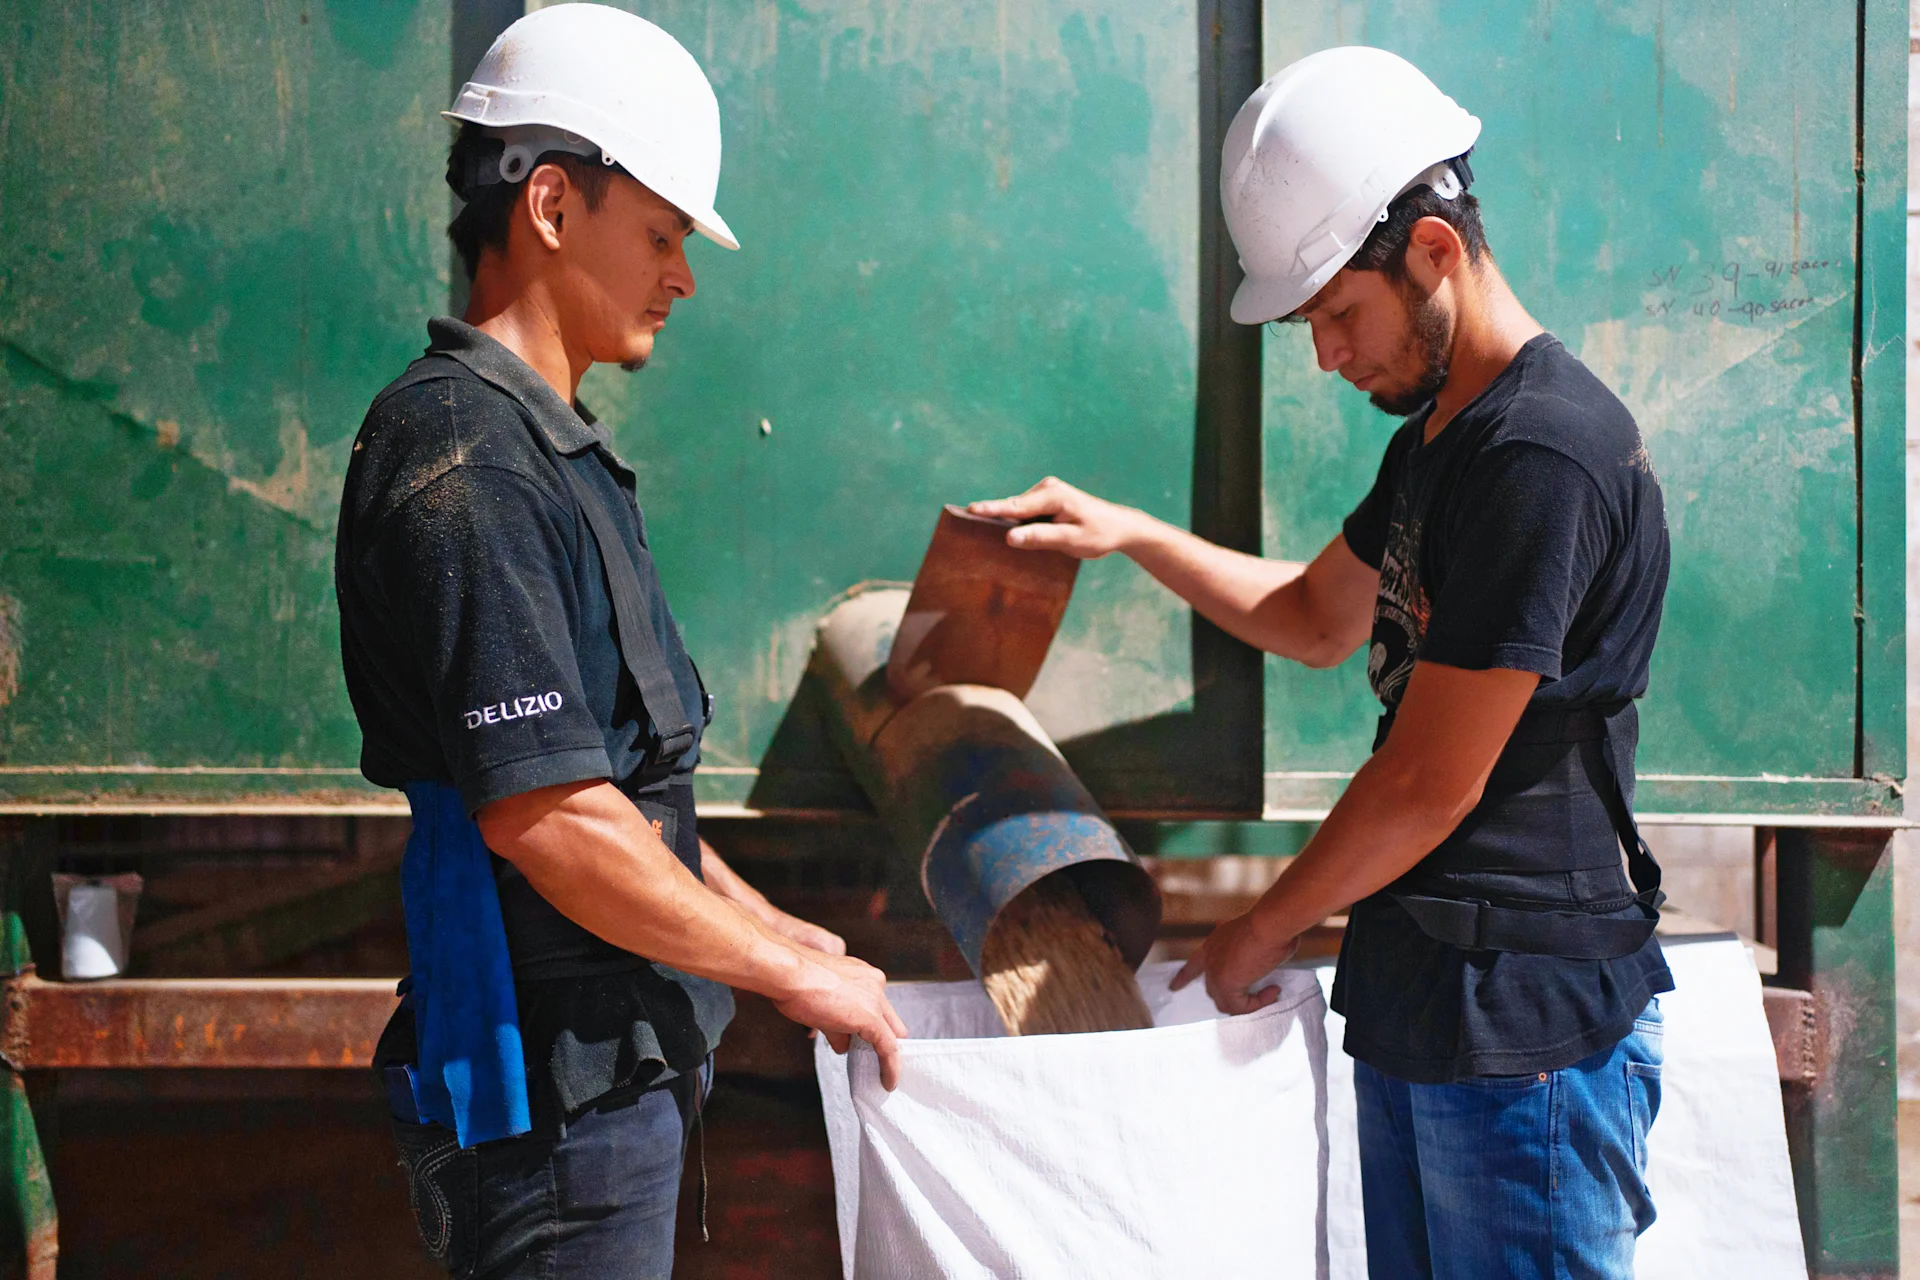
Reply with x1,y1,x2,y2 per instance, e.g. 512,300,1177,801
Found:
447,0,526,317
1754,826,1780,950
1771,827,1897,1278
0,976,397,1071
1188,0,1265,813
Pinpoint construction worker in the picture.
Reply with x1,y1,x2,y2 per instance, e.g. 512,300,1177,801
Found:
333,7,904,1276
975,47,1670,1278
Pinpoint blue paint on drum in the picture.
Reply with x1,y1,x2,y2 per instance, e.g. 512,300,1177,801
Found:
924,804,1136,974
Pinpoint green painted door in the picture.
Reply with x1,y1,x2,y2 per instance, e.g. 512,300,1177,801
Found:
0,1,1235,811
537,1,1229,812
0,1,448,803
1260,0,1899,817
0,1,1900,816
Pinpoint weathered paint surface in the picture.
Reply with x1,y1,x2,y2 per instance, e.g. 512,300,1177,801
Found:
586,0,1207,809
0,0,1213,810
0,2,448,788
0,2,1901,816
0,822,56,1280
0,975,397,1069
1259,0,1894,798
1775,829,1900,1275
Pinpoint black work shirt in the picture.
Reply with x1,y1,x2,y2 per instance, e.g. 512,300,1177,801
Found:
336,317,732,1132
1334,333,1673,1082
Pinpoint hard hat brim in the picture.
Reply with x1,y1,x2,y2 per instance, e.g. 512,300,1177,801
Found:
1231,268,1323,327
687,209,739,252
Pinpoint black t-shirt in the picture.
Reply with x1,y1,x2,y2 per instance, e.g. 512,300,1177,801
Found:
337,335,707,817
1334,333,1673,1082
336,318,731,1132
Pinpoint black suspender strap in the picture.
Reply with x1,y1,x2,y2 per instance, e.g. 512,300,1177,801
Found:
1600,700,1665,902
557,465,698,769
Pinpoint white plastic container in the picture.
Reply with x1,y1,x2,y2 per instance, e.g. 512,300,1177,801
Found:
53,874,141,981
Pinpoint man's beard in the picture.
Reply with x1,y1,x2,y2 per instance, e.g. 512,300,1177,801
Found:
620,356,649,373
1367,284,1452,417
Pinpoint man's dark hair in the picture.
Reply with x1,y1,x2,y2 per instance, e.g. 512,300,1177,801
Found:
1345,153,1489,279
445,122,619,281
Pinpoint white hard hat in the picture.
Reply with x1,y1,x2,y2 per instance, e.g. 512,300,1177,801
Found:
445,3,738,250
1221,47,1480,324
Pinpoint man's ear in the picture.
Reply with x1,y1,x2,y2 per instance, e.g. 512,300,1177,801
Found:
521,164,572,253
1403,216,1465,294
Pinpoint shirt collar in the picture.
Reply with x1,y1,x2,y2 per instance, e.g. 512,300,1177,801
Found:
424,316,612,457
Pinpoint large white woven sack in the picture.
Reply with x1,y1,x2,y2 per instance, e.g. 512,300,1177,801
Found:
817,961,1329,1280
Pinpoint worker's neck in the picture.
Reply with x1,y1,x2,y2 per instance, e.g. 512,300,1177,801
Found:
1425,262,1543,443
463,268,591,405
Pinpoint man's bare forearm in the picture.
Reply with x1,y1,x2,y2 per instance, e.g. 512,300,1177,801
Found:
970,478,1373,667
1120,515,1354,665
1120,514,1302,642
700,841,772,916
1243,749,1480,948
701,839,848,954
1243,664,1543,947
479,781,807,998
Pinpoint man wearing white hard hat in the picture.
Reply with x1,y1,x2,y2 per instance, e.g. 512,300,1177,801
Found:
977,47,1670,1277
334,7,905,1275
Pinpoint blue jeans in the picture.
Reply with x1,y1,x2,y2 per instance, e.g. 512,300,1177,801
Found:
1354,1001,1663,1280
392,1072,704,1279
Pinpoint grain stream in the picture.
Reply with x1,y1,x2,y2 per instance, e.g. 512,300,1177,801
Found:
980,873,1152,1036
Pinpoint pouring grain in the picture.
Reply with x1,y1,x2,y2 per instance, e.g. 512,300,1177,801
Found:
979,872,1153,1036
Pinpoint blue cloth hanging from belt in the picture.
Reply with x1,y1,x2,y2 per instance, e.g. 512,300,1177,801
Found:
399,780,532,1147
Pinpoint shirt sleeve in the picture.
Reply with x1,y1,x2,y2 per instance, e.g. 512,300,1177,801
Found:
371,463,614,813
1341,436,1400,570
1417,442,1611,680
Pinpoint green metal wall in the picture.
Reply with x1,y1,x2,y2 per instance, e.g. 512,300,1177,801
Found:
586,0,1227,814
0,1,1903,817
1260,0,1904,818
0,1,449,804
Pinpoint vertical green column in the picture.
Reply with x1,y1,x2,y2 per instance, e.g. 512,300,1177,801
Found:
0,820,55,1280
1773,828,1898,1278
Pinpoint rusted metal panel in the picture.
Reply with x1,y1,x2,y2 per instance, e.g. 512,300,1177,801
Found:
1,976,397,1071
1762,986,1820,1087
887,507,1079,702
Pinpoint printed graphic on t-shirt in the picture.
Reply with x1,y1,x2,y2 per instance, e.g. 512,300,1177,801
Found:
1368,490,1429,709
463,691,564,729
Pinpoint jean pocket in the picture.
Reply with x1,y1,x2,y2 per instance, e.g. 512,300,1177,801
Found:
1626,1061,1663,1170
392,1118,479,1276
